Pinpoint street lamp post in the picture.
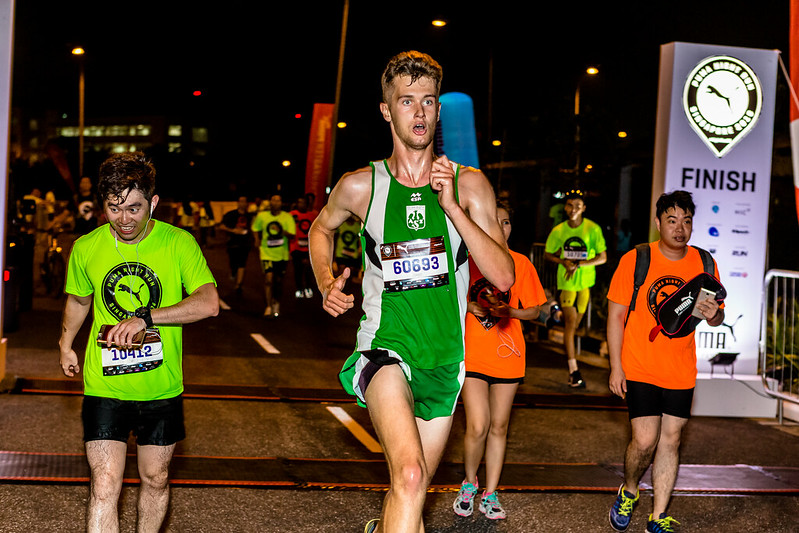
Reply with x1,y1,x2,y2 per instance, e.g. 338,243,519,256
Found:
71,47,85,178
573,66,598,184
326,0,349,192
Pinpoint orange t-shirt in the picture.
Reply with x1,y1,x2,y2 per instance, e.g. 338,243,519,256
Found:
464,250,547,379
607,242,721,389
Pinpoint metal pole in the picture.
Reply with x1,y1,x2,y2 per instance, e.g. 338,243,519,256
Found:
574,83,581,181
0,0,16,370
326,0,349,191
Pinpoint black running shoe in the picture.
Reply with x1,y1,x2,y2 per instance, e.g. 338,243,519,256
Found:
569,370,586,388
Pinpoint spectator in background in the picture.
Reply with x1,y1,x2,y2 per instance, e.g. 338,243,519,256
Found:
195,200,213,248
290,195,318,298
74,176,99,236
252,193,295,318
333,215,363,284
218,196,254,294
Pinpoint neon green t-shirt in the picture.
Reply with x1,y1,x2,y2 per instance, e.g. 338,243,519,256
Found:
545,218,606,291
65,221,216,401
334,218,362,260
251,210,296,261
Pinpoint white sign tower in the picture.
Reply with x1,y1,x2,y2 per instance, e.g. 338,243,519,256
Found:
652,42,778,417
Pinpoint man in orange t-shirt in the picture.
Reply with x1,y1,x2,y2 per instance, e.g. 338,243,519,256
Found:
606,190,724,533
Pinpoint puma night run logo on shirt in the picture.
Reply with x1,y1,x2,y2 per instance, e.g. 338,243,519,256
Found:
563,236,588,260
469,277,510,330
340,230,358,250
102,263,162,320
647,276,685,317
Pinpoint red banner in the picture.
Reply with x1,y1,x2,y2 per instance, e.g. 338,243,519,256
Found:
790,0,799,223
304,103,334,212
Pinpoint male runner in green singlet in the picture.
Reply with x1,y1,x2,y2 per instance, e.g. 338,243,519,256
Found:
309,51,515,533
58,152,219,532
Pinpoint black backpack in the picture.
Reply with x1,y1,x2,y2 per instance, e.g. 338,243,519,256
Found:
625,243,726,341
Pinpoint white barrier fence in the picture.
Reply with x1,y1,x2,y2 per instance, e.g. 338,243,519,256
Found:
760,269,799,422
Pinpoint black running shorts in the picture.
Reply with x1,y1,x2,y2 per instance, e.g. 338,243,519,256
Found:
625,380,694,420
82,394,186,446
465,371,524,385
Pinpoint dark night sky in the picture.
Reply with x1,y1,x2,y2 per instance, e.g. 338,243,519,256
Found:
10,1,793,199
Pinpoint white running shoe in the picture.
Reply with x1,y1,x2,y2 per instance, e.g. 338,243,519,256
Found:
453,480,479,517
479,490,507,520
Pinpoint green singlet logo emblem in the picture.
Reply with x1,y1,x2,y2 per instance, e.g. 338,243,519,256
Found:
406,205,426,231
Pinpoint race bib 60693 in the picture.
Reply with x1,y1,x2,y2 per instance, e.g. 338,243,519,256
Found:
380,237,449,292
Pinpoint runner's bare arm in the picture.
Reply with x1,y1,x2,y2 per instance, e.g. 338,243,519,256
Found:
151,282,219,324
108,282,219,347
58,293,93,377
581,250,607,268
607,300,628,398
440,160,514,292
309,169,371,317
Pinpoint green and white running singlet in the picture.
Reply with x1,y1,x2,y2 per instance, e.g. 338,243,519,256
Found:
348,160,470,369
65,221,216,401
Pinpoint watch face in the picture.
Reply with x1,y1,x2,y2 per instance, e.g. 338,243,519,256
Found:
682,55,763,158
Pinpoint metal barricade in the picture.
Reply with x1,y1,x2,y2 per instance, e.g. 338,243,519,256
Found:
529,243,557,294
759,270,799,415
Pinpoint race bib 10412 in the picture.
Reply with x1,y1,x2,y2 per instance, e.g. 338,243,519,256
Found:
101,328,164,376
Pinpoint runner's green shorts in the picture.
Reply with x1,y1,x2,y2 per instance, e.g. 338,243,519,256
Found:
339,348,465,420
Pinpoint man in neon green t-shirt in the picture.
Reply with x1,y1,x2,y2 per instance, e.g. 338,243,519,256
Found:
58,152,219,532
544,190,607,388
251,193,296,318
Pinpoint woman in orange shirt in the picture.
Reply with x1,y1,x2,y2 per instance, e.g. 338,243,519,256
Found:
453,203,547,520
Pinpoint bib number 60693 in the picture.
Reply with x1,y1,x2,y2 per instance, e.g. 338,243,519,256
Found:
393,256,439,275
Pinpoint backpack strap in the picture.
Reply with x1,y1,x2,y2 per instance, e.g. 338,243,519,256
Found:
625,243,650,326
693,246,715,275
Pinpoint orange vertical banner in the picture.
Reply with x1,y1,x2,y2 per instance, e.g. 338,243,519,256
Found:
304,103,334,212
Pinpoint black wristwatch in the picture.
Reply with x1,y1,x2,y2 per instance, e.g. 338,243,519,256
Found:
135,307,154,329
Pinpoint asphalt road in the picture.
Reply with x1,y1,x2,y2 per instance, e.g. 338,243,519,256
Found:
0,231,797,532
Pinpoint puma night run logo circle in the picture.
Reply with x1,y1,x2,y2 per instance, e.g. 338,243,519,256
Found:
102,263,162,320
267,221,283,237
340,230,358,247
297,219,313,235
563,236,588,260
647,276,685,317
468,277,510,330
683,55,763,158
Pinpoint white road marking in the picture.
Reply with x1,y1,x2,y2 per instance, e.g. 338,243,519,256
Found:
326,406,383,453
250,333,280,354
